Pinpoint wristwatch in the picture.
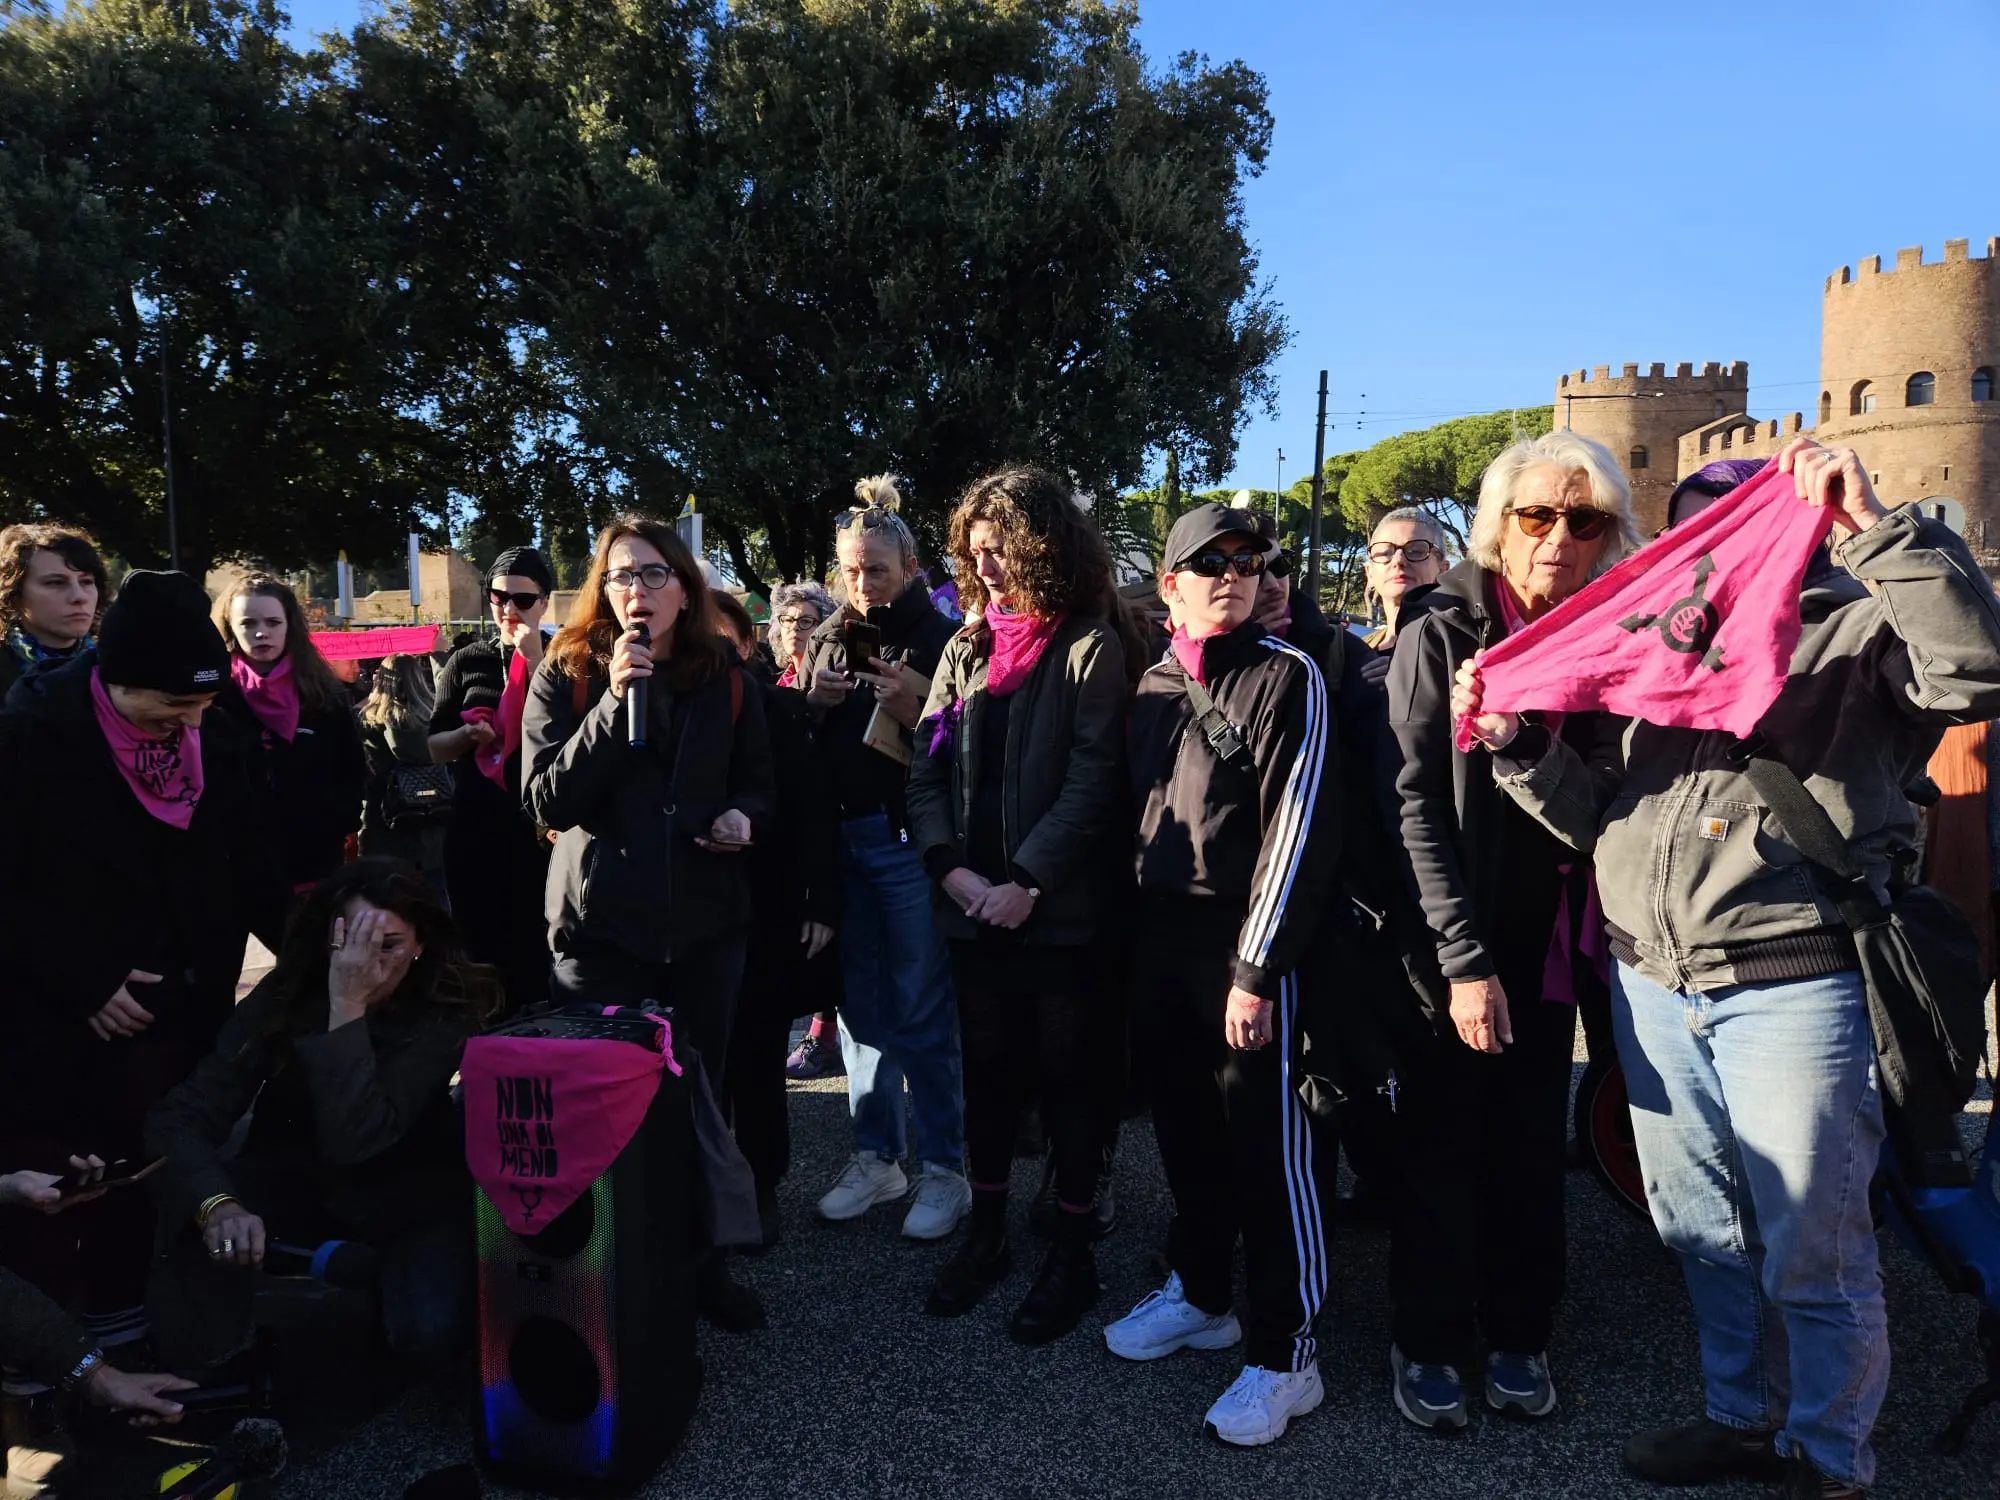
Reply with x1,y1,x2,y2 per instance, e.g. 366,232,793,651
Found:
61,1349,104,1394
1025,887,1041,901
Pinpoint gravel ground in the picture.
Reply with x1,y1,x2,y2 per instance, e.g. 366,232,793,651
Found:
270,1058,2000,1500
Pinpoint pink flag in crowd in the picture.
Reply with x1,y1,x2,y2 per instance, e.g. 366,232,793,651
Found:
1461,461,1833,744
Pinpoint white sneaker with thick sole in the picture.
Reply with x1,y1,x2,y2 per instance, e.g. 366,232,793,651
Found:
1102,1273,1243,1361
816,1151,908,1222
901,1163,972,1240
1204,1363,1325,1447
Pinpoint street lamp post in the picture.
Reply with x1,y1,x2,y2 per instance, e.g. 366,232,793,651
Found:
1307,370,1328,595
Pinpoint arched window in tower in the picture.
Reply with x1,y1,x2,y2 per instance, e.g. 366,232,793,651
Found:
1629,445,1649,471
1819,390,1832,425
1906,371,1936,407
1850,381,1875,416
1975,367,1995,403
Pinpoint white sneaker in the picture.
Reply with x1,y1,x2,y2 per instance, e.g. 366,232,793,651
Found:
817,1151,908,1222
1102,1272,1243,1362
900,1163,972,1240
1204,1363,1324,1447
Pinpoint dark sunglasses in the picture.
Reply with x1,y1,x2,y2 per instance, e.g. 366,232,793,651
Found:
1266,550,1296,579
1508,506,1613,541
1367,539,1439,565
489,588,545,611
1177,549,1267,579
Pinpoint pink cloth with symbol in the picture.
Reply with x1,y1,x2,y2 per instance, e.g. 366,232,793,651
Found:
462,1017,680,1235
89,667,203,829
1456,462,1832,750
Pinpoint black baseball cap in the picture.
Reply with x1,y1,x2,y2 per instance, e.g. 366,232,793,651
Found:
1161,503,1264,573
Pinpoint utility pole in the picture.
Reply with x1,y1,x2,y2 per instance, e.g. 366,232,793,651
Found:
161,333,180,572
1307,369,1328,595
1275,448,1285,504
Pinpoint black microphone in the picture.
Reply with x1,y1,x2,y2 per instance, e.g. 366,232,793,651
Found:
157,1417,287,1497
264,1239,382,1290
627,621,651,749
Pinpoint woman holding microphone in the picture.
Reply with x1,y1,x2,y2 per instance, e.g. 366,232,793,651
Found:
522,516,774,1329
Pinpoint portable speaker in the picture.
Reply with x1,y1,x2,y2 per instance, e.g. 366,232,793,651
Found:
472,1013,702,1491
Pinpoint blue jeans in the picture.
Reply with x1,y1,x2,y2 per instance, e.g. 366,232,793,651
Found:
837,814,964,1169
1611,961,1888,1487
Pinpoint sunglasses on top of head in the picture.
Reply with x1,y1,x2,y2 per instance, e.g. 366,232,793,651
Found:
1176,549,1268,580
489,588,545,611
1507,505,1613,542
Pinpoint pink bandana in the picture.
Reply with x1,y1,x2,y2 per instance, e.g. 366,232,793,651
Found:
1458,462,1832,751
985,608,1062,697
1170,624,1214,686
468,648,531,787
89,667,203,830
461,1018,680,1235
231,654,300,743
776,662,799,690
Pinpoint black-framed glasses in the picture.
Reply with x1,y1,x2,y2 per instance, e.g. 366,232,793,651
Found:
489,588,545,611
1177,549,1267,579
1508,506,1613,541
1366,539,1440,565
605,565,676,593
1266,551,1296,579
775,612,819,629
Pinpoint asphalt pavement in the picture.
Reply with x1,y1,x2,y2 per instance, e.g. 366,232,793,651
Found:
267,1050,2000,1500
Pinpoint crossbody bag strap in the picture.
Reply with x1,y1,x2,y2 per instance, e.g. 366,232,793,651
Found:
1183,673,1253,771
1739,752,1885,930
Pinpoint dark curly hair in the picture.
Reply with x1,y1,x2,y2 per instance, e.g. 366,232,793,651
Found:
0,523,110,637
947,467,1113,626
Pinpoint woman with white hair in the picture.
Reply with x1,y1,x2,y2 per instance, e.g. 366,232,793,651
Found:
1381,430,1640,1431
1360,507,1447,656
767,581,838,692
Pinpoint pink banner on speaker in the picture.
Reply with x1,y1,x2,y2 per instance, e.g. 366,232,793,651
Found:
463,1030,668,1235
309,625,442,661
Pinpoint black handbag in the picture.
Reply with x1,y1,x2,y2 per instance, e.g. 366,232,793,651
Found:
383,762,456,829
1743,753,1987,1115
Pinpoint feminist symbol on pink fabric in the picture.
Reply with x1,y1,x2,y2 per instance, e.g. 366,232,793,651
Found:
1617,554,1726,672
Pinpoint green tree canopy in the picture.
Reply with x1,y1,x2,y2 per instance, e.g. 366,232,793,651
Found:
1334,406,1553,551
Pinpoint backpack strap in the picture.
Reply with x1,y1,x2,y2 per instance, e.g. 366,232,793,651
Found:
1739,751,1886,929
1183,673,1253,771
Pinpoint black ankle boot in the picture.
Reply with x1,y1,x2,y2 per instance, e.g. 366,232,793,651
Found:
1007,1226,1100,1347
925,1199,1011,1318
696,1256,767,1333
1621,1418,1783,1484
1781,1452,1864,1499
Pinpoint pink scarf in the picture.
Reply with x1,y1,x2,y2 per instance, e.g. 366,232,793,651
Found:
1458,461,1831,751
1170,623,1218,686
985,608,1062,697
89,668,203,830
776,662,799,690
469,648,531,787
231,654,300,742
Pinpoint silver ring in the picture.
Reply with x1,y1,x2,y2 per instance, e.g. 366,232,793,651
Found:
216,1240,233,1256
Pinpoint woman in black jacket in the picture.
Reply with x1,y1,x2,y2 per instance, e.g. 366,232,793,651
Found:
714,595,840,1250
0,523,110,700
428,547,557,1012
906,468,1128,1345
523,516,774,1329
212,575,366,891
146,860,497,1370
1383,431,1639,1431
0,571,287,1363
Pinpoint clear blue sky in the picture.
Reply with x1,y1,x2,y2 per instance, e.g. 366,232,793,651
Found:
284,0,2000,491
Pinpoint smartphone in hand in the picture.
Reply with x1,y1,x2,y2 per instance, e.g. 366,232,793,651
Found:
843,621,884,679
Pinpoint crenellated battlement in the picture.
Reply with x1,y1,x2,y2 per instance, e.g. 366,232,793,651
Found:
1557,360,1750,394
1825,238,2000,293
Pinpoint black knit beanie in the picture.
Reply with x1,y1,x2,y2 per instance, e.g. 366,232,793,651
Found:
96,570,230,695
488,546,556,595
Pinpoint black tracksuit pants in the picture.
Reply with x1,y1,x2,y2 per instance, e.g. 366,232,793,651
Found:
1135,896,1330,1373
1389,982,1575,1365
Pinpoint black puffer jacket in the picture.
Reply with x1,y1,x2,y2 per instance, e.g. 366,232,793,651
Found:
0,655,288,1136
524,649,775,962
1385,560,1598,999
801,583,956,829
211,686,366,888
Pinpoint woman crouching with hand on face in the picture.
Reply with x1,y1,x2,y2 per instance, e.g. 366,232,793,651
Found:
144,860,497,1371
523,516,775,1330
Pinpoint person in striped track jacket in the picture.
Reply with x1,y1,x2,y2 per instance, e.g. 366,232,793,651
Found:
1102,502,1341,1448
